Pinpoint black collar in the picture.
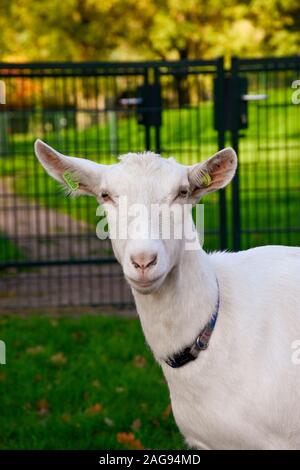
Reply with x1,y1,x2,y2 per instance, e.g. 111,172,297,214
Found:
165,285,220,369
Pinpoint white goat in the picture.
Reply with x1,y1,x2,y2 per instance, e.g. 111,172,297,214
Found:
34,139,300,450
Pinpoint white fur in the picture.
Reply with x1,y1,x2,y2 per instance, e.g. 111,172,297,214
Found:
34,140,300,449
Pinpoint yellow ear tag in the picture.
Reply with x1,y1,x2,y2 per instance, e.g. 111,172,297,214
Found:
63,171,79,191
200,172,212,187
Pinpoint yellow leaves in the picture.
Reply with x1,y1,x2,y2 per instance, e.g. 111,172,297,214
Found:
36,399,49,415
117,418,143,449
133,355,147,368
61,413,71,423
26,345,45,355
162,403,172,420
49,352,67,366
85,403,103,416
116,432,144,450
25,345,68,369
0,371,6,381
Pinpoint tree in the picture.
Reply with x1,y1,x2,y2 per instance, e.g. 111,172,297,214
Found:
0,0,299,62
250,0,300,55
2,0,142,60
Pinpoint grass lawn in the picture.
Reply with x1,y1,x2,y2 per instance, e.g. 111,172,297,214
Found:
0,315,185,450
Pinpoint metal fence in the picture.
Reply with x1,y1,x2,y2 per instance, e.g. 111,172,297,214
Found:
0,57,299,309
231,57,300,249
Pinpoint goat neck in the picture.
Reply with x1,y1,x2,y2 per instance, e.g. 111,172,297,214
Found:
132,247,218,363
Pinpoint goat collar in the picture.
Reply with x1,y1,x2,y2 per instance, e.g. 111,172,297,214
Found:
165,282,220,369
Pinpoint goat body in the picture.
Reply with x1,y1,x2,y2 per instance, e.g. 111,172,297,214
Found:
133,245,300,449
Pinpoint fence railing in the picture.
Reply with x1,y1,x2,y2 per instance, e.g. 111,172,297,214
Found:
0,56,299,308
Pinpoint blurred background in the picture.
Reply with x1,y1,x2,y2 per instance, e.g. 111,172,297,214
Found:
0,0,299,450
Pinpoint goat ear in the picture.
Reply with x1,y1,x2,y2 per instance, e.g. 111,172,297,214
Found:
188,148,237,199
34,139,104,196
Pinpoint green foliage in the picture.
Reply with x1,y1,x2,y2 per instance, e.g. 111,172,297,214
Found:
1,0,299,61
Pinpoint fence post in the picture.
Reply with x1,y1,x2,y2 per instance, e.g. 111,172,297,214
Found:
230,57,241,251
153,66,161,154
143,67,151,151
216,57,227,250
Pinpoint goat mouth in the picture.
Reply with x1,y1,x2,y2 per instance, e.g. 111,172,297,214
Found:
127,275,164,290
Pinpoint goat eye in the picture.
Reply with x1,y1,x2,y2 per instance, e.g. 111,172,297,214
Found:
178,189,189,198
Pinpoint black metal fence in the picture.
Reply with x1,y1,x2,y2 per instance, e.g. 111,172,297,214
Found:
231,57,300,249
0,57,299,309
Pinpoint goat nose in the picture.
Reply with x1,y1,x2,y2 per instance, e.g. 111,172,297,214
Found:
130,252,158,271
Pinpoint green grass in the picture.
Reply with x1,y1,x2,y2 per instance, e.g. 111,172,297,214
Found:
0,315,185,450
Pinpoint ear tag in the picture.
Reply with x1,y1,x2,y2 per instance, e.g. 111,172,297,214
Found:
63,171,79,191
200,172,212,187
